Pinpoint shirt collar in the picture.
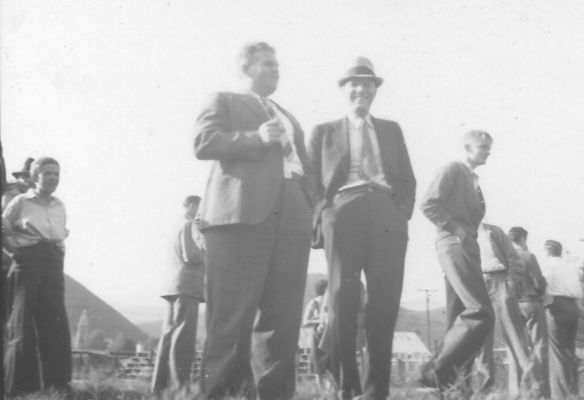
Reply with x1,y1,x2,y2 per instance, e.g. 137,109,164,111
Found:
22,188,59,204
346,114,373,129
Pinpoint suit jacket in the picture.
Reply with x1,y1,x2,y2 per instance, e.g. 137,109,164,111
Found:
307,117,416,247
420,161,484,239
194,91,316,230
514,246,547,302
481,223,525,294
164,219,206,300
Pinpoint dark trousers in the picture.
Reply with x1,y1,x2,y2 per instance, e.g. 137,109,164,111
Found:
476,272,542,397
201,181,311,400
546,296,579,399
321,188,408,400
430,234,494,388
151,295,200,393
518,300,549,397
4,242,71,396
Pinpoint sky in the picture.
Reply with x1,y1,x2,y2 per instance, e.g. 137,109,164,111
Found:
2,0,584,324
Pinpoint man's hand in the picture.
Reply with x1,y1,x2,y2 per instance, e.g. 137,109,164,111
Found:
454,226,467,242
258,119,286,145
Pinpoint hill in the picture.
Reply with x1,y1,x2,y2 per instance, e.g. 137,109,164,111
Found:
65,275,148,343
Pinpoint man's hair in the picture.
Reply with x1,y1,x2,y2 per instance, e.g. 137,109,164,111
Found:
314,279,328,296
238,41,276,72
184,195,201,208
462,130,493,145
545,240,563,256
30,157,59,180
508,226,528,244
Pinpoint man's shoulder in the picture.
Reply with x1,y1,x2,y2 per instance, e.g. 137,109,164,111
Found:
311,118,344,135
371,117,400,130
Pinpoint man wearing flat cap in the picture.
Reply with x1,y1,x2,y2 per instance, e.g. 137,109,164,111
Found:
307,57,416,400
540,240,582,398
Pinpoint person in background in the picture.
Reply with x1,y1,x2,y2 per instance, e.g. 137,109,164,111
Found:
302,279,328,382
3,157,71,396
475,223,543,397
151,195,206,393
418,130,495,393
194,41,315,400
508,226,549,397
2,157,35,211
540,239,582,399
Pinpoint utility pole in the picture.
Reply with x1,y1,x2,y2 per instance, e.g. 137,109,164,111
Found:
417,289,437,353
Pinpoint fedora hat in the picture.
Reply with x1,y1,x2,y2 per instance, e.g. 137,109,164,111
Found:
338,57,383,87
12,157,34,179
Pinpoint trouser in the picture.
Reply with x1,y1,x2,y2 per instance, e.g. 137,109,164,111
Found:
321,187,408,400
4,242,71,396
518,300,549,397
430,234,494,388
201,180,311,400
476,272,542,397
151,295,200,393
546,296,579,399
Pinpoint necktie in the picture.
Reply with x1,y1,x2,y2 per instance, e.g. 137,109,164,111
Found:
477,185,486,219
359,120,379,180
261,98,293,157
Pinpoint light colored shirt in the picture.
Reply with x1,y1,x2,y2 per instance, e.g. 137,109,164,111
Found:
2,189,68,250
540,255,583,300
478,224,506,273
341,114,390,190
255,94,303,179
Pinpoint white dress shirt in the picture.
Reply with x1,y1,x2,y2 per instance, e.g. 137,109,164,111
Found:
540,255,583,300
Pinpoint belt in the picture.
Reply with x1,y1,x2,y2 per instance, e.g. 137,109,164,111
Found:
285,172,302,182
337,182,395,196
482,269,506,276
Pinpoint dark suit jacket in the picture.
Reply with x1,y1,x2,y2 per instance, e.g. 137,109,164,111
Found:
515,247,547,302
420,161,484,239
164,220,205,300
194,91,315,230
307,117,416,247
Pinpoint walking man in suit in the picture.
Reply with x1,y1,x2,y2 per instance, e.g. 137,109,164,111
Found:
419,130,495,392
194,42,315,400
508,226,549,397
307,57,416,400
151,195,205,393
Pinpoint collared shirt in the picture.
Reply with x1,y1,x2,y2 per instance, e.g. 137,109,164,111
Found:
540,255,583,300
253,93,303,179
463,161,480,190
340,114,390,190
478,225,506,273
2,189,68,250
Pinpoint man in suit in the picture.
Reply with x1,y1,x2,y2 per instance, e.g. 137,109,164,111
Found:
307,57,416,400
194,42,314,400
475,223,542,397
508,226,549,397
151,195,205,393
419,131,495,392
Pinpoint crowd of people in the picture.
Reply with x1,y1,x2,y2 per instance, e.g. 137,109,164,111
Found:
2,40,582,400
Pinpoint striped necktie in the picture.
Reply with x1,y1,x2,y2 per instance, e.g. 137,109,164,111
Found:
260,97,293,157
477,185,486,219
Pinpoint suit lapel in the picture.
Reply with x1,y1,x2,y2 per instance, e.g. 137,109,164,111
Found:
332,117,350,160
239,94,269,122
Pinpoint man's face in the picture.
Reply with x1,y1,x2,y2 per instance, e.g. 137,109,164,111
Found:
341,77,377,117
186,202,199,219
465,139,492,167
35,163,60,194
244,50,279,97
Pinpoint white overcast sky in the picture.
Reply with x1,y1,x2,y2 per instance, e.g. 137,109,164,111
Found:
2,0,583,323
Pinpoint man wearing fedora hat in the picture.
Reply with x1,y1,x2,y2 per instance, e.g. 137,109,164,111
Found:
307,57,416,400
540,239,582,398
